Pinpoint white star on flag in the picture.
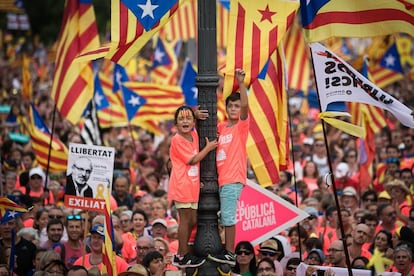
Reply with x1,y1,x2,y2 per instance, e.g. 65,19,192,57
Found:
138,0,159,19
128,95,141,107
7,210,17,218
115,71,123,88
384,54,396,67
154,48,165,63
191,87,198,100
94,93,104,107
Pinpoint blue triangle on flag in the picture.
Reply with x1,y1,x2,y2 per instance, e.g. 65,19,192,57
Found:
94,74,110,110
153,38,171,68
179,59,198,107
380,43,403,73
113,64,129,92
122,0,178,31
121,86,147,121
258,60,270,80
31,103,50,134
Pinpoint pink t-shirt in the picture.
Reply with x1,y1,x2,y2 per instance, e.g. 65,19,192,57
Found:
168,131,200,203
217,117,249,187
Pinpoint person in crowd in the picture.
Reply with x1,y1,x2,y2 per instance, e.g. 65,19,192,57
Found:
119,210,133,233
340,186,359,214
284,257,301,276
257,257,277,276
58,214,84,268
113,173,134,210
392,244,414,276
348,223,371,261
304,248,325,266
377,203,398,234
288,225,308,253
327,240,346,267
151,219,168,239
168,105,217,268
40,219,64,250
302,161,320,193
73,224,128,272
386,179,411,224
119,264,149,276
257,238,284,275
366,229,394,273
67,265,89,276
351,256,369,270
361,190,378,209
135,236,155,265
40,259,68,275
232,241,257,276
142,251,165,276
209,69,248,267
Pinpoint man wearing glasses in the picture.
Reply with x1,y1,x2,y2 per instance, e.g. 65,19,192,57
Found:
66,157,94,198
327,240,346,267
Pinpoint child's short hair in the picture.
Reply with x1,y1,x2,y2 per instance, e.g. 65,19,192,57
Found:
174,105,195,124
225,92,240,106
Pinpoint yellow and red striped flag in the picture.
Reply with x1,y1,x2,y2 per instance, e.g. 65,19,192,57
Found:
247,46,289,187
121,82,185,125
76,0,185,66
102,187,116,275
222,0,299,98
24,105,68,173
159,0,196,42
51,0,99,125
158,0,229,48
21,55,32,100
300,0,414,43
283,17,310,94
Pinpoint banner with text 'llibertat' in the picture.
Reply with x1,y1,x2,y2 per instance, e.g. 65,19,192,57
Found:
64,143,115,212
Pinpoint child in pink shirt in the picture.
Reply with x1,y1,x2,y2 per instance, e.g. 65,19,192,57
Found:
168,106,217,268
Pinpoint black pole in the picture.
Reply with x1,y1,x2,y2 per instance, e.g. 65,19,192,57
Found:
309,49,353,275
192,0,223,275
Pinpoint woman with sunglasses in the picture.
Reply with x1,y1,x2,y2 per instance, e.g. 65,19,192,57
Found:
233,241,257,276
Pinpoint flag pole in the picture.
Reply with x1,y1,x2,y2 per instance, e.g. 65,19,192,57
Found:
43,104,58,204
286,89,304,261
309,47,354,275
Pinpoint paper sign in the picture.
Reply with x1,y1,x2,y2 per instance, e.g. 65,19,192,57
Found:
64,143,115,212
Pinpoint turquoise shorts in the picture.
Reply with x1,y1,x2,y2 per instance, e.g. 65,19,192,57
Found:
219,183,243,226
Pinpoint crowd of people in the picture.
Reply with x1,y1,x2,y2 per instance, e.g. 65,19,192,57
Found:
2,32,414,275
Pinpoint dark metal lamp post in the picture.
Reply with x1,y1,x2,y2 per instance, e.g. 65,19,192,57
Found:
192,0,223,275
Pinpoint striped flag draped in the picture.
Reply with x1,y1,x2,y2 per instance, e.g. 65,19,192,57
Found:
102,190,116,275
76,0,184,66
222,0,299,98
247,46,289,187
51,0,99,125
25,105,68,173
300,0,414,43
283,18,310,93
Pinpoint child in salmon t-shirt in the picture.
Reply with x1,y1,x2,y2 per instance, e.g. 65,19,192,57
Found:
209,69,249,267
168,105,218,268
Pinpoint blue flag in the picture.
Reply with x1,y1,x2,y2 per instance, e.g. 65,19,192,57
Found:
113,64,129,92
179,59,198,107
